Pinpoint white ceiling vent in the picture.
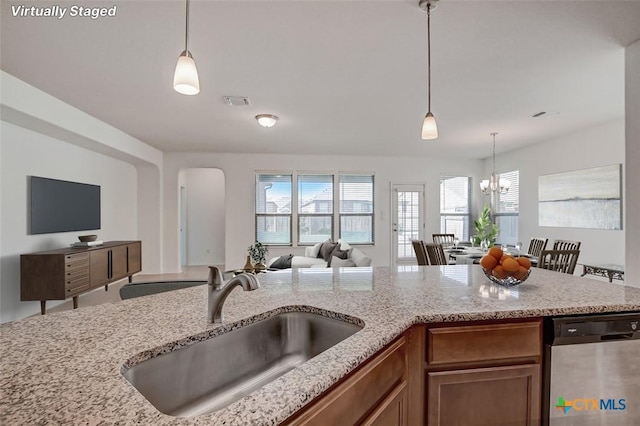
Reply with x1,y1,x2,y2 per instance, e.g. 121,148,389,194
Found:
224,96,250,106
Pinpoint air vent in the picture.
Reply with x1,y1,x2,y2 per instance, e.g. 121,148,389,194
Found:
532,111,546,118
224,96,250,106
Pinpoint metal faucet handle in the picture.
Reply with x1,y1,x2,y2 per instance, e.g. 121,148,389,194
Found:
207,266,260,323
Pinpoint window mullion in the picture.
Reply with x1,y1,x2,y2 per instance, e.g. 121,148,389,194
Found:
334,174,339,241
293,172,298,246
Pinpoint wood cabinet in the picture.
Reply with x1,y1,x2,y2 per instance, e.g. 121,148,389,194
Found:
284,319,542,426
21,241,141,314
284,331,421,426
362,383,408,426
425,319,542,426
89,243,133,288
427,364,540,426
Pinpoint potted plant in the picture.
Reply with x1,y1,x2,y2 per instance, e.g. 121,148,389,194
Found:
471,204,499,248
248,241,269,270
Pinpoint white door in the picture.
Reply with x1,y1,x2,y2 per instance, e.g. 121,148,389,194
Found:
391,184,425,266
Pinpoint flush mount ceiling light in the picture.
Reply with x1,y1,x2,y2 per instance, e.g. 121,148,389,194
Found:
255,114,279,128
173,0,200,95
480,132,511,195
419,0,439,140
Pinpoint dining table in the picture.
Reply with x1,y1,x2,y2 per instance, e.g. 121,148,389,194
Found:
445,247,537,266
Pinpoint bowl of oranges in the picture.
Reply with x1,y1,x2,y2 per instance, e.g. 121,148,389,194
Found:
480,247,532,287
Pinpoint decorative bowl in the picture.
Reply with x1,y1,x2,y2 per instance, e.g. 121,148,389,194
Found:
78,235,98,242
482,268,531,287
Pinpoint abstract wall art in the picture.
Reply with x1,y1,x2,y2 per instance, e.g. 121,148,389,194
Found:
538,164,622,230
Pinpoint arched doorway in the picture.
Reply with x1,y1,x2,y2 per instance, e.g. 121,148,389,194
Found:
178,168,225,268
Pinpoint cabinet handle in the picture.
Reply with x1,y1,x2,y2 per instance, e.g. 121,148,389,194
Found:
108,251,112,279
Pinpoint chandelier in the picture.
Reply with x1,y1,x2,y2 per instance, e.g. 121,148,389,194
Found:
480,132,510,195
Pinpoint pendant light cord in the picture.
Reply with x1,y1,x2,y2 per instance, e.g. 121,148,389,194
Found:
427,3,432,112
491,132,498,180
492,133,496,173
185,0,190,53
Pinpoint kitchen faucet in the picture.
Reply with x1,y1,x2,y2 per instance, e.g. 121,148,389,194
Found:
208,266,260,323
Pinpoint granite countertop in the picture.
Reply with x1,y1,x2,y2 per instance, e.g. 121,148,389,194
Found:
2,266,640,425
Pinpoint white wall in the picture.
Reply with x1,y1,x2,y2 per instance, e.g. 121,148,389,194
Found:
1,73,166,322
492,120,625,268
1,71,164,275
179,168,225,265
625,39,640,288
163,153,484,272
0,122,138,322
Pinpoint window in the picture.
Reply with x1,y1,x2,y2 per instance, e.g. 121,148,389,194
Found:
255,172,374,245
340,175,374,244
255,174,292,245
298,174,333,244
494,170,519,245
440,176,470,241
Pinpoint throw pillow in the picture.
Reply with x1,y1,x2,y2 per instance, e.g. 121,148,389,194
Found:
308,242,323,258
316,239,332,258
318,240,337,262
331,246,351,260
270,254,293,269
330,256,356,267
337,239,352,250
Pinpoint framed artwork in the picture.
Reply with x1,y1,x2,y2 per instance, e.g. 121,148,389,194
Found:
538,164,622,230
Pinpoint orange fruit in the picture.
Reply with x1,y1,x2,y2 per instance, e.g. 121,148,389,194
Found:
502,257,520,273
488,247,503,261
480,255,498,270
516,257,532,269
500,254,515,265
492,265,508,279
514,266,529,280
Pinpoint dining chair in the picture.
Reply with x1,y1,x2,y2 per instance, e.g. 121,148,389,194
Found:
537,249,580,275
552,239,581,251
425,243,449,266
412,240,429,266
432,234,455,246
527,238,548,258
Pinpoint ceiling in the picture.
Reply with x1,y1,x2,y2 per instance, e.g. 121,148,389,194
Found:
2,0,639,159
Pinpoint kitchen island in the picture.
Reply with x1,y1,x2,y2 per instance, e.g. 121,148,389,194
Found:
2,265,639,425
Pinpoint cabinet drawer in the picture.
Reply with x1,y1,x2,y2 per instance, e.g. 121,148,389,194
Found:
427,321,541,366
66,267,89,279
65,274,90,291
286,336,407,425
66,254,90,272
65,252,90,264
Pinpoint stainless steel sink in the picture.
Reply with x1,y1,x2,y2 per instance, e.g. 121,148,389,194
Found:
122,311,363,417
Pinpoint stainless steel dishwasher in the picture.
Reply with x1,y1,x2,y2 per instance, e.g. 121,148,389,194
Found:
543,312,640,426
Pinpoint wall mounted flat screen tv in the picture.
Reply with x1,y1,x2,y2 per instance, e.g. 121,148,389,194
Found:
30,176,101,234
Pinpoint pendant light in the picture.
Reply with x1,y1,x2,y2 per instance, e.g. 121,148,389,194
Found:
480,132,511,195
419,0,439,140
173,0,200,95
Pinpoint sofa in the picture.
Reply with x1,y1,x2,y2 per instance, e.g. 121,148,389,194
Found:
268,239,372,269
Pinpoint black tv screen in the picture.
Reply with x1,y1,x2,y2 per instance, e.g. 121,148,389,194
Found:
30,176,101,234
